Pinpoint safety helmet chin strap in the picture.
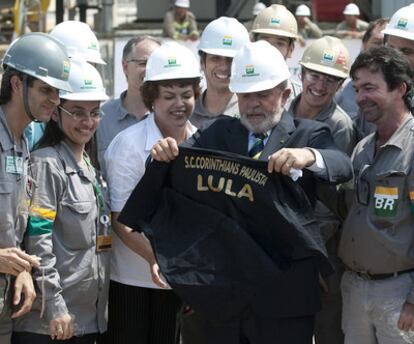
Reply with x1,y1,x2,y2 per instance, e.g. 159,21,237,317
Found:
22,74,41,123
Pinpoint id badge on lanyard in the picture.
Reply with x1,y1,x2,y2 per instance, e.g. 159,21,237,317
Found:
93,177,113,252
97,212,112,252
85,155,113,252
6,153,23,175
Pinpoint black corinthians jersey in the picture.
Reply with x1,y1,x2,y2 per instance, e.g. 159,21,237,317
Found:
120,147,330,318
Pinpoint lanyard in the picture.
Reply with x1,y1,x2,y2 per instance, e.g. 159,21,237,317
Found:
82,154,112,252
83,154,105,212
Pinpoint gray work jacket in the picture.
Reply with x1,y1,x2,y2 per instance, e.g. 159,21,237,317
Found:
13,142,110,335
0,106,31,316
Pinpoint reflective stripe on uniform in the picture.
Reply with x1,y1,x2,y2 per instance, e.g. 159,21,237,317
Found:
29,206,56,221
26,216,53,236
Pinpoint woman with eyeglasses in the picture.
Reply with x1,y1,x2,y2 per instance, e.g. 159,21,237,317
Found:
12,59,111,344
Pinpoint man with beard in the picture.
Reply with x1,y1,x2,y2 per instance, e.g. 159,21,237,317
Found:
338,46,414,344
149,40,352,344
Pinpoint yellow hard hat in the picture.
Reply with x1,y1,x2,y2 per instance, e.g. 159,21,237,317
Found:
251,4,298,39
299,36,350,79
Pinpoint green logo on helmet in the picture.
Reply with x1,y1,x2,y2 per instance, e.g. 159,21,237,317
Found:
242,64,259,77
223,36,233,46
164,56,181,68
89,41,98,50
396,17,408,29
81,77,96,90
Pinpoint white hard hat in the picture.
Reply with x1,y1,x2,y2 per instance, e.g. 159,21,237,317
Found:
295,4,311,17
175,0,190,8
382,4,414,41
197,17,250,58
144,42,201,82
60,58,108,101
50,21,106,65
252,2,266,16
229,40,290,93
343,3,360,16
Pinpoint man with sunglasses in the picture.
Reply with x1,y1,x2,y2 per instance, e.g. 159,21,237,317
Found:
285,36,356,344
96,36,160,171
337,46,414,344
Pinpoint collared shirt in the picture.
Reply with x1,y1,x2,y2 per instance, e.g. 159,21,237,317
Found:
104,112,197,288
339,116,414,304
287,94,356,240
0,106,30,247
287,94,356,156
24,122,45,151
0,106,31,316
14,142,109,334
191,91,239,129
96,91,144,173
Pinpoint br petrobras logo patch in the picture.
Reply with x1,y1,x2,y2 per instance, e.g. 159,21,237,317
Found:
270,17,281,26
396,17,408,30
321,50,334,65
374,186,398,217
242,64,259,77
223,35,233,46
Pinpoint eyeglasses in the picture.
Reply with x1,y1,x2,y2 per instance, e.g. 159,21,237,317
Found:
126,58,147,67
58,106,101,121
303,70,342,86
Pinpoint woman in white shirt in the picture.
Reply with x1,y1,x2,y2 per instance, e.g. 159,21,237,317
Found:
101,42,201,344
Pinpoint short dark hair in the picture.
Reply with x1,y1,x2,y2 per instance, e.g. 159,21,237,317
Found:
350,46,413,109
0,67,35,105
141,78,201,110
362,18,388,44
122,36,161,61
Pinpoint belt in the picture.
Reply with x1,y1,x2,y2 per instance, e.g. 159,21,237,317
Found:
352,268,414,281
